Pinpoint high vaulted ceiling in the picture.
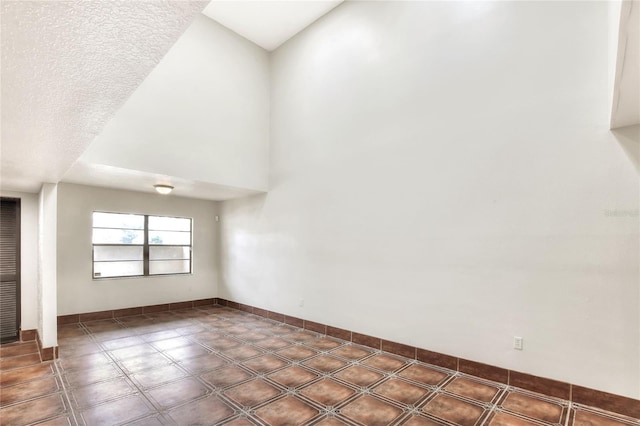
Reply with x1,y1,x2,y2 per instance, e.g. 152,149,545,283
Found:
0,0,344,197
1,0,208,193
1,1,637,199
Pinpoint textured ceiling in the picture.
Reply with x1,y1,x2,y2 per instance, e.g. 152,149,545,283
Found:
1,0,208,193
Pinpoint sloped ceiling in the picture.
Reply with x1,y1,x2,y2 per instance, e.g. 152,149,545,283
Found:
4,0,631,198
63,13,270,201
1,0,343,198
1,0,208,193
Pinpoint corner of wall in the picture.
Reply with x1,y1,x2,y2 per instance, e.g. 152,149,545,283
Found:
214,200,223,299
38,183,58,348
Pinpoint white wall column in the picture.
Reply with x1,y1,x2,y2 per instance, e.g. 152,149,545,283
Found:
38,183,57,348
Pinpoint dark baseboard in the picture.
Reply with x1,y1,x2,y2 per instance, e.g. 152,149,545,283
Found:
38,342,58,361
22,329,58,361
215,298,640,419
20,329,37,342
55,296,640,418
57,298,217,325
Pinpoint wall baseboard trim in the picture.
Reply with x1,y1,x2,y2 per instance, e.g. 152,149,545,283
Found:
20,329,37,342
55,297,640,418
19,328,58,361
215,298,640,419
57,298,217,325
36,335,58,361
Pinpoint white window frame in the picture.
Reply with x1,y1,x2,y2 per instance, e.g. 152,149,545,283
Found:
92,211,192,279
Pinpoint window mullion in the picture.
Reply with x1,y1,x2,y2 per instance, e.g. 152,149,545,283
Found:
143,215,150,276
92,211,192,278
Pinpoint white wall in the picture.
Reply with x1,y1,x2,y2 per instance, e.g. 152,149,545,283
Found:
220,1,640,397
39,184,57,348
0,191,39,332
57,183,219,315
78,14,270,192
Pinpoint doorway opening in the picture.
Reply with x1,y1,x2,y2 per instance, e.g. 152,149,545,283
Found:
1,198,21,343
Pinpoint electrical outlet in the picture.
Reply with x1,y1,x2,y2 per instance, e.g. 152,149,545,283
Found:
514,336,523,350
299,299,304,307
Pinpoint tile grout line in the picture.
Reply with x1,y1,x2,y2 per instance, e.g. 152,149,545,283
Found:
220,301,580,405
236,308,512,425
52,359,80,426
231,307,559,426
55,306,639,425
110,311,257,424
200,313,506,424
222,300,640,421
79,320,166,425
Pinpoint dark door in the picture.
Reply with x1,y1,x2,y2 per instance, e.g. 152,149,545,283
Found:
0,198,20,343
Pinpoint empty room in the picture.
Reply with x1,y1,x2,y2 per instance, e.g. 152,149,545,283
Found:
1,0,639,425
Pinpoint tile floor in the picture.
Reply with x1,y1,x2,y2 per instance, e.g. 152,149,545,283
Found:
1,305,639,426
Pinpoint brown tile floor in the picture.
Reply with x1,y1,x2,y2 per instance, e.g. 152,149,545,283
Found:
1,306,639,426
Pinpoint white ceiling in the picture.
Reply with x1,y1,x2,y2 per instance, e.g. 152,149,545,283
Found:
1,1,636,200
202,0,343,51
62,12,270,201
0,0,208,193
0,0,343,199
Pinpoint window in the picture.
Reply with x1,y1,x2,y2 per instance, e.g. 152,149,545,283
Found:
92,212,192,279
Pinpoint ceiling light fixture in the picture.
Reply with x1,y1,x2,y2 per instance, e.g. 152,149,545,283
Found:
154,184,174,195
